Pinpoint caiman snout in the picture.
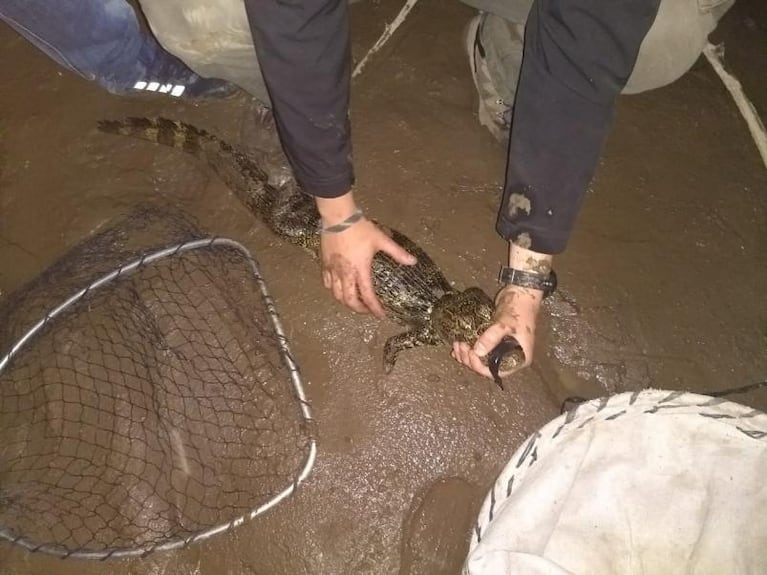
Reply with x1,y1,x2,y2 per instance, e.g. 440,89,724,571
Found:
485,336,526,389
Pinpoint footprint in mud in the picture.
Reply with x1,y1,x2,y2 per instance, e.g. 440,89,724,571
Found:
399,477,483,575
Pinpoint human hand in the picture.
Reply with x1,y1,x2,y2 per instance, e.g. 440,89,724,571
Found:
452,242,552,383
451,284,542,380
317,193,416,319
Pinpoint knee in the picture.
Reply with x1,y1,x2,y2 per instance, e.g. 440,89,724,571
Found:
623,0,734,94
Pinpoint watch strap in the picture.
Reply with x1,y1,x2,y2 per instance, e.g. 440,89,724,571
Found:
497,266,558,299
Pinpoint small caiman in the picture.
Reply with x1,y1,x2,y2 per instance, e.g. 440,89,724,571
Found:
97,117,522,383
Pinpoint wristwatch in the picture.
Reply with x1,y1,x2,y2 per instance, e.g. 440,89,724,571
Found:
497,266,558,299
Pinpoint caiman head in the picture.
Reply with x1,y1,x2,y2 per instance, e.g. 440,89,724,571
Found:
431,287,525,386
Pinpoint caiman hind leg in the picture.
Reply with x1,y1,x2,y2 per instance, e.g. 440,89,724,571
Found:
383,326,441,374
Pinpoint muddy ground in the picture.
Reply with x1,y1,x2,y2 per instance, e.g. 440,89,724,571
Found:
0,0,766,573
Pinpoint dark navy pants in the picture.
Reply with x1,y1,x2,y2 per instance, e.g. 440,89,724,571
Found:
0,0,202,96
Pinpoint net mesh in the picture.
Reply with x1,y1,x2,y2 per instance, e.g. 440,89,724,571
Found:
0,207,314,559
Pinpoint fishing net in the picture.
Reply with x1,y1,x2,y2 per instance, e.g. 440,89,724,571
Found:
0,207,315,560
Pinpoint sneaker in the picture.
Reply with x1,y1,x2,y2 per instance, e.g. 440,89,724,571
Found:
129,46,240,100
465,14,513,144
130,74,239,100
181,76,239,100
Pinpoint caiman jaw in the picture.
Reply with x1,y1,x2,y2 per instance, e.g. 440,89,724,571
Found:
485,336,526,389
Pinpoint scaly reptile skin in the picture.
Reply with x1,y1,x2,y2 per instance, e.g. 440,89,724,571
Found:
98,117,523,375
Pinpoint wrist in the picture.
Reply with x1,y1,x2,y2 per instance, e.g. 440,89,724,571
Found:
315,190,357,225
495,283,544,308
508,242,553,275
498,242,557,299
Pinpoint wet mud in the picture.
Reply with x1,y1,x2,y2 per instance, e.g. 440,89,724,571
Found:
1,0,766,573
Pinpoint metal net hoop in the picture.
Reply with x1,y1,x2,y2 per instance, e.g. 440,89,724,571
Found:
0,237,317,560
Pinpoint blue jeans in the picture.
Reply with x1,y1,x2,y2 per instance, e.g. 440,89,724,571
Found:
0,0,211,95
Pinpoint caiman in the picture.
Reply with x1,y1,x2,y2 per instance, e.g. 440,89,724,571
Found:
98,117,522,384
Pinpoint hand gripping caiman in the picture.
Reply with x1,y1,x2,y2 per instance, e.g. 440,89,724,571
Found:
98,117,523,379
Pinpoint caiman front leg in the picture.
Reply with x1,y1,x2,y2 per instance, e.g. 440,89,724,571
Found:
383,325,441,374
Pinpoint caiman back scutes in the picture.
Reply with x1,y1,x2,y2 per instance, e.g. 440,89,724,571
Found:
98,117,522,373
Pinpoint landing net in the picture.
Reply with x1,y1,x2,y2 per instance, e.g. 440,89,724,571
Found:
0,209,315,559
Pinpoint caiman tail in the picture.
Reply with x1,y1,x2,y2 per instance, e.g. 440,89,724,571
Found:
97,117,277,220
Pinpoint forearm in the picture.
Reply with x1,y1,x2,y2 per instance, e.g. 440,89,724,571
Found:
244,0,354,198
315,190,358,225
508,242,552,274
497,0,662,254
495,243,553,318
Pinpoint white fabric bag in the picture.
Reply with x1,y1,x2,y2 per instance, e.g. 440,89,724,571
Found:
464,389,767,575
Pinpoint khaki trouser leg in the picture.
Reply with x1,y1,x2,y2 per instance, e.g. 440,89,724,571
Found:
137,0,270,103
466,0,735,99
